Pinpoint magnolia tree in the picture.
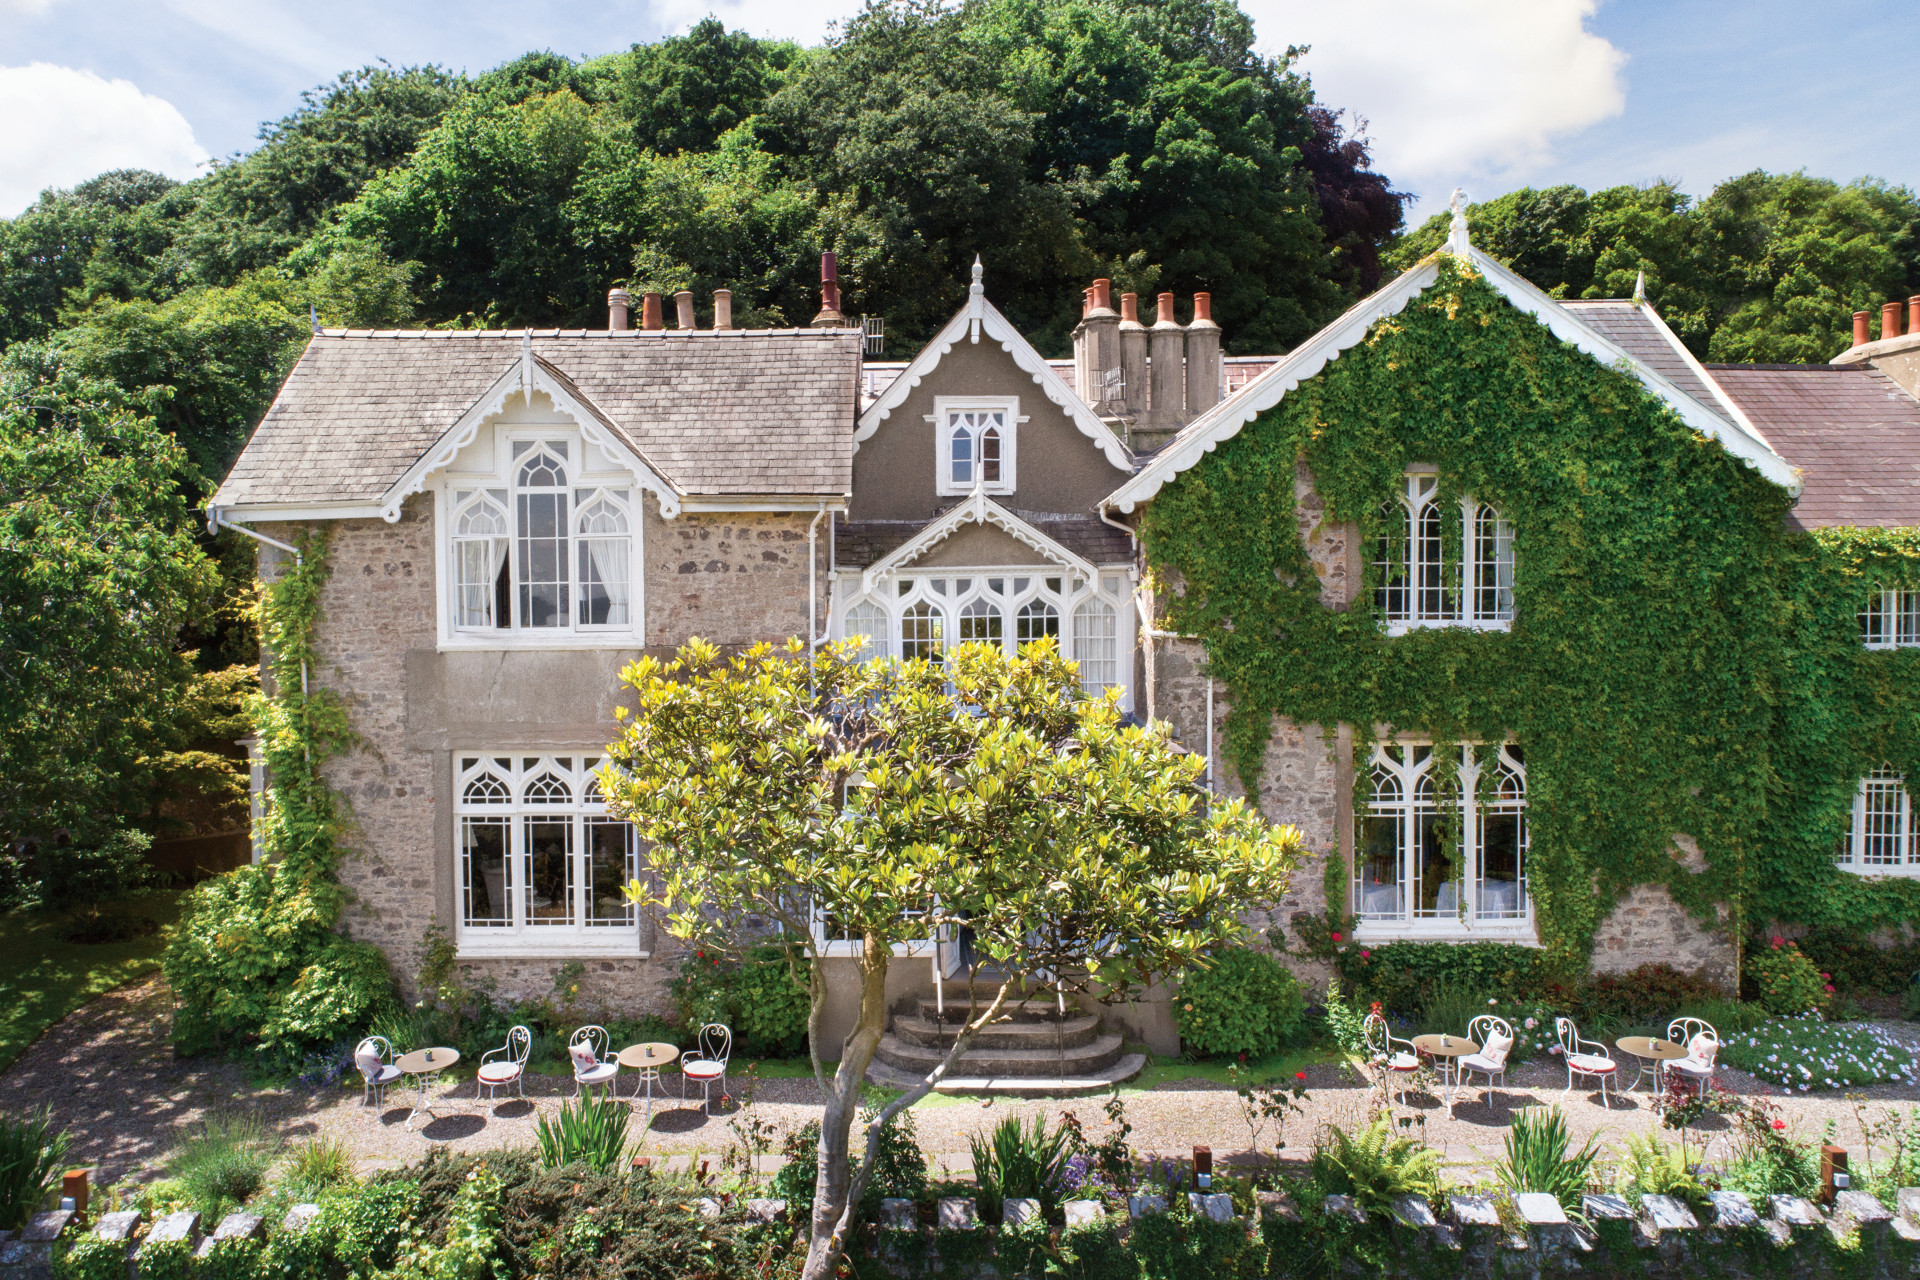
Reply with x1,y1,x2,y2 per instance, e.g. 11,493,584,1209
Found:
604,636,1303,1279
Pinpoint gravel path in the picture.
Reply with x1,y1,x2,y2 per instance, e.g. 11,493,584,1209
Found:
14,976,1920,1186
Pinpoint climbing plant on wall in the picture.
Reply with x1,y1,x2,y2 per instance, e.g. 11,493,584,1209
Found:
1138,255,1920,969
163,526,396,1058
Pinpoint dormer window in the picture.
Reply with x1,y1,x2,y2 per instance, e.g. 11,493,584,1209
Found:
445,432,640,641
934,398,1018,495
1374,472,1514,632
1861,590,1919,649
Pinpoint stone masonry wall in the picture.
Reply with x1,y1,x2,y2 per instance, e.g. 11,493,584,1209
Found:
644,505,829,649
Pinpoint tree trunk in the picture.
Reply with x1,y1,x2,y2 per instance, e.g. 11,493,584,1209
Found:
800,940,890,1280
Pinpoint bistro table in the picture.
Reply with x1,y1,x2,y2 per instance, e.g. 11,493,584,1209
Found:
395,1046,461,1130
616,1042,681,1121
1615,1036,1690,1098
1409,1033,1478,1106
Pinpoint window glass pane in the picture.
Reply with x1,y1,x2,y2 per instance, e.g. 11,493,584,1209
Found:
845,601,889,660
1900,592,1920,646
981,426,1001,482
584,819,634,924
523,818,574,924
1472,504,1514,622
462,819,509,927
517,490,569,627
959,598,1003,645
1358,815,1401,918
1412,809,1454,916
1375,500,1409,620
1862,770,1907,866
1072,598,1118,692
901,601,943,662
1416,499,1450,619
1016,600,1059,647
578,538,629,626
1479,812,1525,916
950,426,973,485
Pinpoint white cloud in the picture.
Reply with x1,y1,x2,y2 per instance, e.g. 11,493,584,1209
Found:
640,0,868,42
0,62,208,215
1240,0,1627,211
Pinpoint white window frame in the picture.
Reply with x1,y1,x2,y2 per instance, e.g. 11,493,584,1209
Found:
1861,590,1920,650
1836,767,1916,875
454,752,646,956
832,569,1133,709
1375,471,1514,635
932,396,1022,496
1353,742,1534,942
436,429,646,649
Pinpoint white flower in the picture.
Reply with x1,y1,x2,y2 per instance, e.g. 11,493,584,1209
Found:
1488,998,1498,1006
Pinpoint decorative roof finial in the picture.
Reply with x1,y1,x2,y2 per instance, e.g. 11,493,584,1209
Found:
1633,269,1647,304
309,302,320,336
1446,188,1471,258
968,254,985,344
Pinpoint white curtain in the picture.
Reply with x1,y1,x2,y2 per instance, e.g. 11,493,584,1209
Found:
455,538,507,627
585,538,629,625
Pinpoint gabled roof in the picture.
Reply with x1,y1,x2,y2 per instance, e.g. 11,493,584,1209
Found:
855,261,1132,472
212,328,863,518
1104,239,1801,514
1702,363,1920,531
857,489,1100,595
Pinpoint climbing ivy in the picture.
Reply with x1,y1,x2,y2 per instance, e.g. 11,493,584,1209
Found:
163,526,395,1058
1138,256,1920,968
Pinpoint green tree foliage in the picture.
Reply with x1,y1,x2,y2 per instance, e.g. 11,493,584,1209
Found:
1397,172,1920,363
0,363,235,908
0,169,177,348
620,18,799,155
602,636,1303,1279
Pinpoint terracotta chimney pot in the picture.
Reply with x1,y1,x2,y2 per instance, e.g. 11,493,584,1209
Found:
1091,278,1113,313
1120,292,1139,324
1884,300,1903,342
812,251,846,327
641,292,664,331
675,290,695,330
1910,296,1920,337
1192,292,1213,323
1855,311,1871,347
607,287,631,331
713,289,733,330
1156,292,1177,325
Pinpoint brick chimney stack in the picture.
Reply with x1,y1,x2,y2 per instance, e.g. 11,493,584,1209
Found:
1184,292,1221,418
1885,300,1904,342
713,289,733,330
811,252,847,328
1118,292,1148,420
607,287,631,331
1148,292,1185,430
641,292,664,331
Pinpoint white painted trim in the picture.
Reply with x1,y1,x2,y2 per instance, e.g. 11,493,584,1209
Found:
208,502,393,523
859,491,1100,596
1633,300,1774,450
855,298,1132,472
379,361,683,522
932,395,1020,496
1105,247,1802,514
680,496,849,513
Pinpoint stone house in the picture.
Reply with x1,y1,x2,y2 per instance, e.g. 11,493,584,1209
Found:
211,217,1920,1058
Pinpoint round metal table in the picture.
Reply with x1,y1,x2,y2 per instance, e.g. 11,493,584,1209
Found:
395,1046,460,1129
1410,1034,1479,1105
616,1042,680,1120
1615,1035,1690,1096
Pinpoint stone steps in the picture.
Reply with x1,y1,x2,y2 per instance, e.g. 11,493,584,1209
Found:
912,996,1080,1024
865,1052,1147,1097
872,1030,1126,1078
891,1012,1102,1050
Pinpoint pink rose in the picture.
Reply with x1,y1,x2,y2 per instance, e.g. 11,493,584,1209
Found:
1331,931,1342,942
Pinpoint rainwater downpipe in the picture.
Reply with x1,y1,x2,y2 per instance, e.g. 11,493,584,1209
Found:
807,503,828,658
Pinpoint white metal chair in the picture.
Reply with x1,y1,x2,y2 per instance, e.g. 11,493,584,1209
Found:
1662,1018,1720,1098
1555,1017,1617,1108
1362,1012,1421,1106
354,1035,402,1108
681,1023,733,1114
477,1025,531,1103
1457,1015,1513,1108
569,1025,618,1099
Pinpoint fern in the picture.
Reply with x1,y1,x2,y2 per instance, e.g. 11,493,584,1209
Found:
1615,1132,1709,1209
1310,1117,1441,1213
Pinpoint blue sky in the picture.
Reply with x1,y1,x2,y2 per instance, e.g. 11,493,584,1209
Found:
0,0,1914,220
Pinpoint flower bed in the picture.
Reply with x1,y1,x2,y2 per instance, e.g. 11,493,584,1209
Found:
1718,1014,1917,1090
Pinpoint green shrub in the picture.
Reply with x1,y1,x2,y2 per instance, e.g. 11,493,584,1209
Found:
1322,980,1369,1056
197,1237,264,1280
968,1114,1071,1222
534,1093,628,1171
283,1136,355,1192
1332,941,1547,1013
1614,1132,1709,1208
1796,928,1920,996
1747,937,1831,1015
669,944,810,1057
171,1112,280,1222
1578,963,1719,1024
0,1108,69,1230
771,1107,927,1228
1719,1015,1914,1090
1720,1096,1819,1199
1175,947,1306,1059
53,1235,126,1280
1670,996,1768,1036
1496,1107,1597,1217
1308,1117,1441,1214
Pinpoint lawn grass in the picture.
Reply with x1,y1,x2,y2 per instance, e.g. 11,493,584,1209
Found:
1121,1045,1338,1093
0,891,181,1071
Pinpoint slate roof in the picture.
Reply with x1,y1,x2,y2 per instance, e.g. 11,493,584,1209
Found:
214,328,864,508
1701,363,1920,530
1558,301,1725,409
836,509,1134,568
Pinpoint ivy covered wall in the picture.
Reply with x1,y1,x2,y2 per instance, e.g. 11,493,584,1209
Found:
1136,256,1920,971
